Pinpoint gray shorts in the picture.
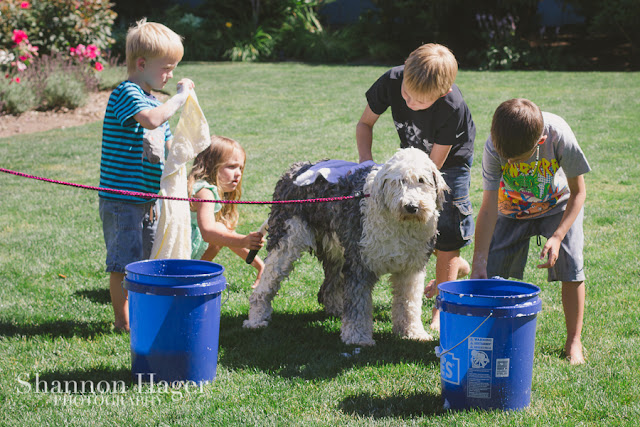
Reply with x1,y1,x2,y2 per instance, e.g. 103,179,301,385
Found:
487,208,585,282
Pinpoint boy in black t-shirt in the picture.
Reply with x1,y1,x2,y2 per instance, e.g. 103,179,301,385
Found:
356,43,475,331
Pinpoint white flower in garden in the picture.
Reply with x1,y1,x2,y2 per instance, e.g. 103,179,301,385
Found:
0,49,16,65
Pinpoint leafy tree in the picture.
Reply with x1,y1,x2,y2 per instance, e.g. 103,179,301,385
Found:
565,0,640,65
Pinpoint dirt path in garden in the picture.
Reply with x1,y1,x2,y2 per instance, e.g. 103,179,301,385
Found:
0,90,112,139
0,89,171,139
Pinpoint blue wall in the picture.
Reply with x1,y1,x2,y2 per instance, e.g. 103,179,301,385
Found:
537,0,584,26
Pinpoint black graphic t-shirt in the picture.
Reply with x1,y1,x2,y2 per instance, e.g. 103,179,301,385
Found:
366,65,475,168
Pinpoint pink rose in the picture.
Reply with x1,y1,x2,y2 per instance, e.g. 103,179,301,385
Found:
20,2,30,9
12,30,29,45
86,45,99,59
94,62,104,71
14,77,21,83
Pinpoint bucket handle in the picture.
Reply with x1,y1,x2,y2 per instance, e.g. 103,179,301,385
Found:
435,311,493,358
222,285,230,306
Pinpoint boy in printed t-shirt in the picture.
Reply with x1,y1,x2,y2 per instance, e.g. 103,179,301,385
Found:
471,98,591,364
99,19,195,332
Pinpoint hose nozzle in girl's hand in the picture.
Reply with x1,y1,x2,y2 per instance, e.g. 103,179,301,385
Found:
246,219,269,264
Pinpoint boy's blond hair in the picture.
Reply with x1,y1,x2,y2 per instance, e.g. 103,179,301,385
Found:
491,98,544,159
126,18,184,74
404,43,458,99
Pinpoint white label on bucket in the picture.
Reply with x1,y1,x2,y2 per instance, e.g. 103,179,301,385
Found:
467,338,494,399
495,358,510,378
467,365,492,399
469,337,493,351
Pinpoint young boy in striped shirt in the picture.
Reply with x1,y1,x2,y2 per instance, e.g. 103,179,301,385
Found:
99,19,194,332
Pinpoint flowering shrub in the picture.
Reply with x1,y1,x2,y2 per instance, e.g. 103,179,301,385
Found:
0,29,39,82
69,43,104,72
1,28,33,83
0,1,116,113
1,51,100,114
0,0,116,114
0,0,116,75
1,0,116,52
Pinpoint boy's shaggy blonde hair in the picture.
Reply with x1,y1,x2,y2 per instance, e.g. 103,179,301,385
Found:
126,18,184,74
404,43,458,99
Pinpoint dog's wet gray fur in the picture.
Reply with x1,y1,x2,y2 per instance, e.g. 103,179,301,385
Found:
244,148,446,346
267,162,383,307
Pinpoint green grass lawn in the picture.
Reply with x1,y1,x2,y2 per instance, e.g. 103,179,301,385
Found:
1,63,639,425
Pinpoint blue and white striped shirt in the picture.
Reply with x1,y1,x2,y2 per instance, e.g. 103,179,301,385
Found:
99,81,172,203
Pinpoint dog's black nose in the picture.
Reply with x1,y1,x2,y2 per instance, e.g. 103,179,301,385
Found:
405,204,419,214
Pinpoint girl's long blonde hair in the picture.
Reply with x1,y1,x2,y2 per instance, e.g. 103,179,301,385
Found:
187,135,246,229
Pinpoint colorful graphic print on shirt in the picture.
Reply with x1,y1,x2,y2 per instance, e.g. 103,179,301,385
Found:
498,156,568,218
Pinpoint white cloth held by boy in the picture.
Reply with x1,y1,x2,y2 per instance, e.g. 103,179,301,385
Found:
150,90,211,259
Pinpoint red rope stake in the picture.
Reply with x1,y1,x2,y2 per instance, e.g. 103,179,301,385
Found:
0,167,369,205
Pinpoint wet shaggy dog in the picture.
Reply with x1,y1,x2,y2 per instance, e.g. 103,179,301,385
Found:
243,148,448,346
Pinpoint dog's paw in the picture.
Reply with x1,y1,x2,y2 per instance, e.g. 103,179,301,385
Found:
242,319,269,329
406,330,434,342
342,335,376,347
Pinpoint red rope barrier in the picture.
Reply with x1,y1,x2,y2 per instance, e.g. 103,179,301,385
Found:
0,167,368,204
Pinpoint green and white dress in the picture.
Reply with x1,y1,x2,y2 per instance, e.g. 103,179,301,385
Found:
191,180,222,260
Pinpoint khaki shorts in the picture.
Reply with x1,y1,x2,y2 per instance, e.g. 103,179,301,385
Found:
487,208,585,282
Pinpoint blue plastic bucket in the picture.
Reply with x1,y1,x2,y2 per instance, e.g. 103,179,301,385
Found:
436,278,542,411
124,259,227,384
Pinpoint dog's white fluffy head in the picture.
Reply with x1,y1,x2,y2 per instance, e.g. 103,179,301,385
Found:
365,148,448,223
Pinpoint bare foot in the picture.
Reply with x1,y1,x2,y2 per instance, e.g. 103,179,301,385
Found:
424,279,437,297
430,306,440,331
114,322,130,333
251,277,261,289
457,258,470,279
565,341,585,365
